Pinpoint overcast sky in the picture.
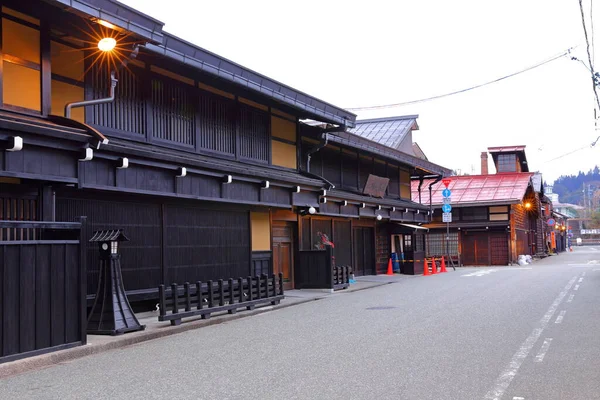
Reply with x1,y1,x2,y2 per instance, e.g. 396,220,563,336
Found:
122,0,599,184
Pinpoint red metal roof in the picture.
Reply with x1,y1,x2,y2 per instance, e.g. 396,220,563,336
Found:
411,173,534,206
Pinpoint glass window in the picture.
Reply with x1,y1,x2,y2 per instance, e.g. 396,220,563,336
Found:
497,154,517,172
461,207,488,221
2,15,41,111
50,40,85,122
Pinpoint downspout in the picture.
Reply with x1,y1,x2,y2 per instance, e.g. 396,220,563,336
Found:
65,70,118,120
417,176,424,204
306,132,328,174
428,176,443,217
306,132,336,190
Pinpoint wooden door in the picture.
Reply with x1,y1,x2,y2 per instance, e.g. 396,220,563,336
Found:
462,233,491,266
272,221,295,290
352,227,375,276
490,232,509,265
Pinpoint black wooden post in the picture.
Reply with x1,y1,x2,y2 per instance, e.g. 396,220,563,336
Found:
278,273,284,295
247,276,253,301
171,283,178,315
238,277,244,304
271,274,276,297
218,279,224,306
78,216,87,345
87,230,145,335
196,281,203,310
158,285,166,318
228,278,236,314
184,282,191,312
207,280,214,308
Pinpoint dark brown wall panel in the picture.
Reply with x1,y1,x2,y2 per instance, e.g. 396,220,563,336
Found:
164,205,250,283
223,181,259,202
261,186,290,205
177,174,221,198
82,159,115,187
198,93,236,155
55,195,162,294
5,147,76,178
117,165,175,193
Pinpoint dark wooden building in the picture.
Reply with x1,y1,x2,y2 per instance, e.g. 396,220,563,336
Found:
0,0,450,309
413,146,549,266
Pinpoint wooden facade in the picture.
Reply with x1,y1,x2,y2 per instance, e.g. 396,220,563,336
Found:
0,0,452,313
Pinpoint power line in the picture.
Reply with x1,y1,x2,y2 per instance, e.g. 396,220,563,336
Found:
345,48,573,111
579,0,600,112
592,0,595,65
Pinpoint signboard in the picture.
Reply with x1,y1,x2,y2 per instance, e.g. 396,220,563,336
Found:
581,229,600,234
547,218,555,227
442,178,452,188
442,197,452,205
363,174,390,198
442,204,452,213
442,212,452,222
442,188,451,198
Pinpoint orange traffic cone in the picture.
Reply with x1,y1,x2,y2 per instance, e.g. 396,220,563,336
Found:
423,258,430,276
440,256,447,273
386,258,393,275
431,258,437,274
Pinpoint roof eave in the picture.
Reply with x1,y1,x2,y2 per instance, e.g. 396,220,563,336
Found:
144,34,356,128
46,0,164,43
327,131,451,176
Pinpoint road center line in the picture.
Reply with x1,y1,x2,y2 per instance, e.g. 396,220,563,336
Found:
567,294,575,303
582,271,587,277
555,310,566,324
483,275,577,400
574,284,580,291
578,277,584,283
534,338,553,362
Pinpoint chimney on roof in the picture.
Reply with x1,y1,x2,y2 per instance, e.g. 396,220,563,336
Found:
481,152,489,175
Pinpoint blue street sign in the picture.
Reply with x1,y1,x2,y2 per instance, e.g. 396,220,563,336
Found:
442,204,452,213
442,188,451,198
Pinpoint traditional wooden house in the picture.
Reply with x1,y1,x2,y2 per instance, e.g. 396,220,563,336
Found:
0,0,451,307
413,146,548,266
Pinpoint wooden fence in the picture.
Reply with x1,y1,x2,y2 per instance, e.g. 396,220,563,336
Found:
158,273,284,325
0,219,86,364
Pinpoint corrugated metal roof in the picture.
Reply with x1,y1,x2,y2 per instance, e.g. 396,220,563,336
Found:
411,173,534,206
349,115,418,149
531,173,543,193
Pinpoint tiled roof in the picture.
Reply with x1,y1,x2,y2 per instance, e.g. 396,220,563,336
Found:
411,173,534,206
349,115,418,149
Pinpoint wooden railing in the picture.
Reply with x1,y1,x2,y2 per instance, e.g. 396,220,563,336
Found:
0,219,87,364
158,273,284,326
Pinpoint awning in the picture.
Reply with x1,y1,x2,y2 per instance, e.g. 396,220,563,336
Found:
397,223,429,231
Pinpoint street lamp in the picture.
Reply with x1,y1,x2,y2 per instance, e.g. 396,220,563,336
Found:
98,37,117,52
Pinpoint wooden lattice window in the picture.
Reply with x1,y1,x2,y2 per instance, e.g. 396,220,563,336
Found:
238,106,269,163
151,78,195,146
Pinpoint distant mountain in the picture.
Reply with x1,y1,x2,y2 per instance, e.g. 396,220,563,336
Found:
552,166,600,205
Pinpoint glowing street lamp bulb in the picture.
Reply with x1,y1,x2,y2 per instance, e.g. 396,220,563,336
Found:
98,37,117,52
524,202,532,210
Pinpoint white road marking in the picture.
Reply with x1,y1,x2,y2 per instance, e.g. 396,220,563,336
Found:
513,397,525,400
578,277,584,283
582,271,587,277
574,284,580,291
462,269,498,277
534,338,553,362
555,310,566,324
590,248,598,251
484,275,577,400
594,269,600,272
567,294,575,303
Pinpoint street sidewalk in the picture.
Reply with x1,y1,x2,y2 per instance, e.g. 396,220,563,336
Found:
0,274,414,379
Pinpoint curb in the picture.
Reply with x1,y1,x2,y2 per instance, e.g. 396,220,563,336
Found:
0,282,389,379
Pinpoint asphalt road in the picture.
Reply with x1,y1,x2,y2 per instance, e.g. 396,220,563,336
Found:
2,247,600,400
